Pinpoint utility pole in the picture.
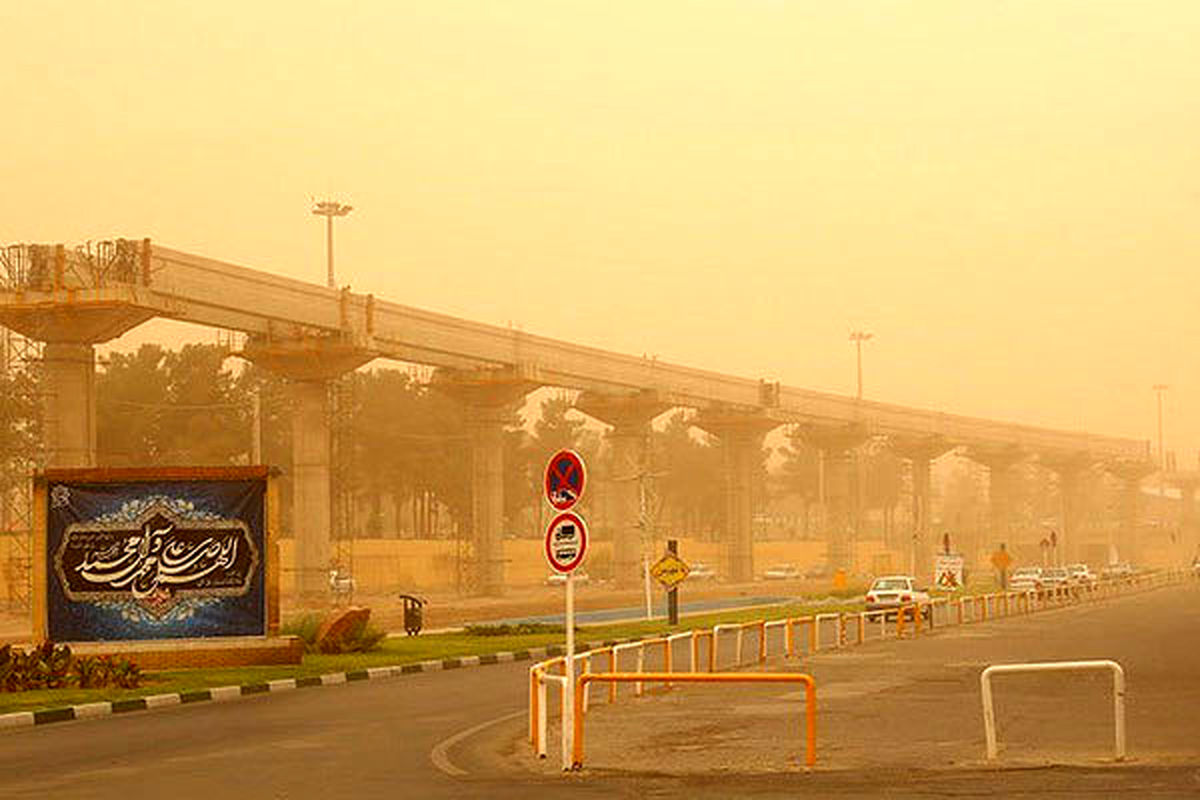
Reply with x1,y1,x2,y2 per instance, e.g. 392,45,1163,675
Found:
312,200,353,288
847,330,873,554
848,330,873,401
1153,384,1168,540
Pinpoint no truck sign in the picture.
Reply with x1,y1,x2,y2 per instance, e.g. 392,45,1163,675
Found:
544,511,588,574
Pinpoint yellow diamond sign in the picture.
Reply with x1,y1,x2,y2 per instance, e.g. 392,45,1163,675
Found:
649,552,691,590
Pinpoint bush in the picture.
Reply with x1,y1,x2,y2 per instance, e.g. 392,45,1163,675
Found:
327,617,386,654
0,642,141,692
464,622,568,636
280,614,325,650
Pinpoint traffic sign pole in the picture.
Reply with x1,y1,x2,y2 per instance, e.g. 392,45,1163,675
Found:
667,539,679,625
562,570,575,770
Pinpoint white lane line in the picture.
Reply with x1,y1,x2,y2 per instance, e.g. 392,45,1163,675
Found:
429,710,526,778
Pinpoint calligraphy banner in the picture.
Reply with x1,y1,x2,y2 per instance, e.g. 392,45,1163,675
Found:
43,470,268,641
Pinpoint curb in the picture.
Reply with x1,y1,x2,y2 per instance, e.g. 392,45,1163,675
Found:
0,639,632,734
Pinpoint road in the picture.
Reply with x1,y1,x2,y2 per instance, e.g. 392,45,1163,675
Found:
1,582,1197,799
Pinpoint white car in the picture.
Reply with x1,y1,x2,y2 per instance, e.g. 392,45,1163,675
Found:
865,575,931,618
763,564,802,580
1066,563,1095,586
688,562,717,581
1040,566,1071,589
1009,566,1043,592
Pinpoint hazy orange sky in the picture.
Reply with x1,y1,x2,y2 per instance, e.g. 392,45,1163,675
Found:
3,2,1198,459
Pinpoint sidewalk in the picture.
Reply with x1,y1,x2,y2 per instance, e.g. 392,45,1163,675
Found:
501,582,1200,788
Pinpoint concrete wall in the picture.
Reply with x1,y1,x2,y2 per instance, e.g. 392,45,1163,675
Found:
276,537,906,596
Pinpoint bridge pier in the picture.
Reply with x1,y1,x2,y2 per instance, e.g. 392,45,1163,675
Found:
1105,459,1155,567
574,391,670,589
798,425,868,575
963,446,1026,564
1171,477,1198,560
241,335,372,603
890,436,955,576
42,343,98,468
693,410,778,583
1040,453,1095,564
435,368,538,596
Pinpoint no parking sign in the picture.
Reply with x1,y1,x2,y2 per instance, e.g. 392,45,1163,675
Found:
544,449,585,511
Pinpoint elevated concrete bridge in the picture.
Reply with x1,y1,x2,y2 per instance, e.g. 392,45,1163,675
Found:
0,240,1152,597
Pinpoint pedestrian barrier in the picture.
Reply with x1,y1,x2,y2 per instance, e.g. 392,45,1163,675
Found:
529,568,1188,767
814,612,840,650
980,659,1126,761
571,671,817,769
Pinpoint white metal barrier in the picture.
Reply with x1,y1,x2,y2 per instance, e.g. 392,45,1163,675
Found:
980,659,1126,761
530,568,1188,767
814,612,840,650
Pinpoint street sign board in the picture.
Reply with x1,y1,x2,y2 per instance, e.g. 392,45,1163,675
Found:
545,511,588,573
649,551,691,590
934,553,964,591
544,450,586,511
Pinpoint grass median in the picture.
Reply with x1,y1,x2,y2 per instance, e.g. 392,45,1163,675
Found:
0,595,864,716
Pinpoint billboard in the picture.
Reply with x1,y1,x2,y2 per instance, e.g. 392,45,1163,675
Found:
35,467,274,642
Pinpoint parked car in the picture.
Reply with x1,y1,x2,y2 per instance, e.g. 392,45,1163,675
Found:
865,575,931,619
545,570,589,586
803,563,831,579
1101,562,1135,580
763,564,802,580
688,562,717,581
1040,566,1071,589
1009,566,1043,592
1066,563,1096,586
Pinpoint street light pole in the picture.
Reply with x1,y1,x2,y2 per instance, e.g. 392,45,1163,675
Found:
848,330,873,401
1153,383,1169,539
312,200,353,288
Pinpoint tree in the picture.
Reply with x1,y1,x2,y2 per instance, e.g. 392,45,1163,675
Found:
96,343,250,467
777,428,821,537
652,412,724,539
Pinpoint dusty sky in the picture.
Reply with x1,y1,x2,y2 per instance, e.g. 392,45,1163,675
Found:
3,2,1198,459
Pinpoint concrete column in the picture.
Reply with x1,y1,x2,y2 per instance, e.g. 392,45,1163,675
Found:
821,448,854,571
1105,459,1153,567
574,391,669,589
890,436,954,578
291,380,332,602
1177,480,1197,558
721,428,761,583
1040,454,1093,564
42,343,97,468
799,425,868,574
466,404,506,596
434,368,537,597
963,447,1025,565
1118,477,1141,566
1059,469,1081,563
693,411,777,583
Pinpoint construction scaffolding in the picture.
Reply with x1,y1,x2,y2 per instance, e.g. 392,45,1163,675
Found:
0,327,42,612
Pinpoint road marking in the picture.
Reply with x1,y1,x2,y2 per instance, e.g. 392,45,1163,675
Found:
429,710,525,778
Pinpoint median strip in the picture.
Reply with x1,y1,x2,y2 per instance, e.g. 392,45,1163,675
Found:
0,640,632,733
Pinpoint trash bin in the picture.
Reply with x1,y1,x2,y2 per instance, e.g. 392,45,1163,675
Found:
399,594,426,636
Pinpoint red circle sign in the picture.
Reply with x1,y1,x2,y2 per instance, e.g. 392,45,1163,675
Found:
544,450,586,511
545,511,588,573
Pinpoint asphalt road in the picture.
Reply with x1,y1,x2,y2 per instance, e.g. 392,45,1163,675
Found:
1,581,1198,799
